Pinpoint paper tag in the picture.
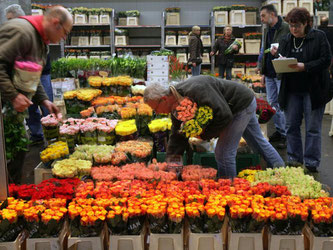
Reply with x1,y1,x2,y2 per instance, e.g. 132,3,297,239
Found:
98,136,106,142
99,71,108,77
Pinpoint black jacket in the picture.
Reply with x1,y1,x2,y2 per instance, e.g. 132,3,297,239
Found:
212,35,239,66
167,76,254,156
278,28,332,110
188,33,203,64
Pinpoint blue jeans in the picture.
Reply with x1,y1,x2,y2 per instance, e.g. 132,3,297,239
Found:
191,64,201,76
219,65,232,80
284,93,325,167
265,77,286,136
27,74,53,140
215,97,285,178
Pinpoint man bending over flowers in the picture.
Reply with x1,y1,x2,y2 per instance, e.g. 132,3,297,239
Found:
144,75,284,178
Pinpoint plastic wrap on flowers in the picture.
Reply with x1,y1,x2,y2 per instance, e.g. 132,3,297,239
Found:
0,209,24,242
117,86,131,97
269,216,306,235
70,216,105,237
42,126,59,143
81,131,97,145
97,130,115,145
188,214,224,234
27,218,66,238
117,132,139,142
152,131,168,152
256,99,276,124
136,115,152,136
229,215,265,233
107,214,145,235
148,214,182,234
311,222,333,237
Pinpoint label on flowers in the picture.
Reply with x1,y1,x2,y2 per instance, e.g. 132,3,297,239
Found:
98,136,106,142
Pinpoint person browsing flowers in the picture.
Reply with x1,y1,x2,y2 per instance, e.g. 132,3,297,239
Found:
144,76,284,178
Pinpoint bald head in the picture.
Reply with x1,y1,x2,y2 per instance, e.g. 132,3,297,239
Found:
43,6,73,43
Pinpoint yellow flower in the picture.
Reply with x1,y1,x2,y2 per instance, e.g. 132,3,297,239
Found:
148,118,171,133
63,90,77,100
88,76,103,87
40,141,69,163
115,120,137,136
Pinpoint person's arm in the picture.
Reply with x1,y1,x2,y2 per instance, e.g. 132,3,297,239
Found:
210,39,219,56
304,32,331,73
167,114,188,156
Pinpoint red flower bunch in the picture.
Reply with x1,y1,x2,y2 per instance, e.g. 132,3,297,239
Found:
256,98,276,124
250,182,291,197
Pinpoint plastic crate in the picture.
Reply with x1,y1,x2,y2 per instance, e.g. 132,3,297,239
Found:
304,225,333,250
109,229,145,250
156,152,187,165
236,154,260,173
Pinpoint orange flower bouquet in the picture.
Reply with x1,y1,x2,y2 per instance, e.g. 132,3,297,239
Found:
106,197,146,235
68,199,107,237
23,198,67,238
0,199,23,242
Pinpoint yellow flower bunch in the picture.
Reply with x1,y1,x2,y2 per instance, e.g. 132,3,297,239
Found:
41,207,67,224
115,119,137,136
0,209,18,224
40,141,69,163
76,88,102,101
148,118,171,133
88,76,103,87
196,106,213,126
238,169,260,182
137,103,153,116
181,120,202,138
52,159,92,178
120,107,137,119
63,90,77,100
44,198,67,209
102,76,133,86
68,203,107,226
6,198,30,216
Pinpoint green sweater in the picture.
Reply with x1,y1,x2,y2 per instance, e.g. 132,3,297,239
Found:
0,18,48,104
167,75,254,156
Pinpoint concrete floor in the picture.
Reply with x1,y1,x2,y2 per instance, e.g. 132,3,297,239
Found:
19,115,333,194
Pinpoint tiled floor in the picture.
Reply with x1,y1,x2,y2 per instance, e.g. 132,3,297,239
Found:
19,115,333,194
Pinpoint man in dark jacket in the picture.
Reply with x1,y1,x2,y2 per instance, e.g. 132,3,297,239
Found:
188,26,203,76
257,4,290,148
144,76,284,178
319,16,333,76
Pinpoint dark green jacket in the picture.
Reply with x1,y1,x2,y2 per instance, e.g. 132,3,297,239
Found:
0,18,49,104
259,17,289,75
167,76,254,156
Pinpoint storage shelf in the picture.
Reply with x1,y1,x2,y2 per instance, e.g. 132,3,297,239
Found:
65,45,110,48
215,24,261,28
116,25,161,28
165,24,211,28
73,23,110,27
165,45,211,48
115,45,161,48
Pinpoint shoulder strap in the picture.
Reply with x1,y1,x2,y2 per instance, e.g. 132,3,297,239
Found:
170,85,184,103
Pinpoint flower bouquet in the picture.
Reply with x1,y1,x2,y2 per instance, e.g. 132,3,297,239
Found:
243,32,262,40
115,120,138,141
228,195,269,233
148,118,171,152
0,206,23,242
115,140,152,163
117,76,133,97
93,145,116,165
182,165,217,181
23,199,67,238
68,199,107,237
40,141,69,167
256,98,276,124
97,119,118,145
96,105,121,120
224,40,242,55
59,118,83,149
147,196,184,234
136,103,153,136
80,118,99,145
40,114,61,143
52,159,92,178
120,107,137,120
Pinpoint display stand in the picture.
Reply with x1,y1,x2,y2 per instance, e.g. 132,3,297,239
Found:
188,231,223,250
149,229,184,250
109,229,145,250
268,231,304,250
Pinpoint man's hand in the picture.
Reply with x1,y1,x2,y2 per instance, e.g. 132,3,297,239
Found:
41,100,61,119
12,93,33,112
232,45,238,50
210,51,215,56
270,46,278,56
255,67,261,74
192,62,197,67
288,63,305,72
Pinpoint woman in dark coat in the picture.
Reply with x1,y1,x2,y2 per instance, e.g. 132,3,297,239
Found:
277,7,332,172
210,26,240,80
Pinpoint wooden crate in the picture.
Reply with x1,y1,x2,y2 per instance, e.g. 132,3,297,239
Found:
74,14,87,24
165,35,177,46
246,12,257,25
118,17,127,26
201,35,211,46
230,10,246,25
166,12,180,25
266,0,282,16
127,17,139,26
99,15,110,24
78,36,89,46
115,36,128,46
90,36,101,46
283,0,297,16
178,35,189,46
299,0,314,15
214,11,228,25
245,39,261,54
88,15,99,24
236,38,245,54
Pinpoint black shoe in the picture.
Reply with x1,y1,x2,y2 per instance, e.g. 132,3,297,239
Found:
305,165,318,173
269,131,282,142
276,137,287,149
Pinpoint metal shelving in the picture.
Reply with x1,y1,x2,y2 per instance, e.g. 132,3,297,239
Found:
73,23,111,27
65,45,111,48
115,45,161,48
116,25,161,28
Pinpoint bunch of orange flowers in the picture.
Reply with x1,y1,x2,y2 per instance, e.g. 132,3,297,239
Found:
75,181,94,199
6,197,30,216
0,209,18,224
41,207,67,225
167,197,185,224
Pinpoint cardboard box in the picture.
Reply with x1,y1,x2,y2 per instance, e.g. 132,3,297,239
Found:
115,36,128,46
214,11,228,25
88,15,99,24
245,12,257,25
176,53,187,63
0,232,24,250
34,162,53,185
245,39,261,54
68,229,105,250
71,37,79,46
165,35,177,46
90,36,101,46
166,12,180,25
178,35,189,46
118,18,127,26
127,17,139,26
230,10,246,25
228,227,264,250
202,53,210,64
109,229,145,250
150,230,184,250
268,231,304,250
266,0,282,16
189,231,223,250
283,0,297,16
100,15,110,24
74,14,87,24
78,36,89,46
201,35,211,46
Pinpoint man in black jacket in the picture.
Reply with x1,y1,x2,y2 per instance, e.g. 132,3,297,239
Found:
144,76,284,178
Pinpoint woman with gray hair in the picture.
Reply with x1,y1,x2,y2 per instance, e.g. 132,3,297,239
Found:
144,76,284,178
4,4,25,20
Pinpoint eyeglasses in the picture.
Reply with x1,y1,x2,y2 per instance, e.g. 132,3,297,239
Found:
289,23,302,29
59,22,70,36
